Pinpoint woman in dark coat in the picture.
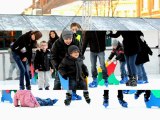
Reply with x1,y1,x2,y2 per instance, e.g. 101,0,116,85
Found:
108,31,141,87
48,31,59,50
136,31,153,84
11,31,42,90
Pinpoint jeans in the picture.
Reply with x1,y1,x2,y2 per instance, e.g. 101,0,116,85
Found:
90,51,108,79
120,61,127,79
125,54,137,77
12,51,30,89
36,97,54,106
53,71,61,90
137,64,148,81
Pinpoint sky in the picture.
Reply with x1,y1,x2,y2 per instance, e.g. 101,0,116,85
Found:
0,0,32,14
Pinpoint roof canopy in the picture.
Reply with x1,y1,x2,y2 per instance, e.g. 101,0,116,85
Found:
0,15,159,30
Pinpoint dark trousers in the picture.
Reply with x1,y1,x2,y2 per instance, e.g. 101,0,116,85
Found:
103,90,123,100
53,71,61,90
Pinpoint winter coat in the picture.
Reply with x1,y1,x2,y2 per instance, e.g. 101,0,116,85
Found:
51,35,82,70
108,42,125,62
14,90,40,107
82,31,107,55
109,31,141,56
11,31,37,64
34,49,53,71
58,55,88,82
136,40,153,65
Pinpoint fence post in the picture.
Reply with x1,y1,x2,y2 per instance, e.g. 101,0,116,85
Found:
2,53,5,80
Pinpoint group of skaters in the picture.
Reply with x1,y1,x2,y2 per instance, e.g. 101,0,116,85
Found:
8,22,154,106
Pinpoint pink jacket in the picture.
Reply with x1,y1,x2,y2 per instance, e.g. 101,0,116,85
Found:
14,90,40,107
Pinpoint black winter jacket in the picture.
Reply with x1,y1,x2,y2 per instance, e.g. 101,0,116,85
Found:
11,31,37,64
34,49,53,71
58,55,89,82
51,35,82,70
108,42,125,62
109,31,141,56
136,40,153,65
82,31,106,55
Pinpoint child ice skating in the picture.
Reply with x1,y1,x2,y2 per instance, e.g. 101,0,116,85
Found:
107,39,128,84
59,45,90,106
34,41,53,90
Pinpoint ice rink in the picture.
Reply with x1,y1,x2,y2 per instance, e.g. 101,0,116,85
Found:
0,90,159,120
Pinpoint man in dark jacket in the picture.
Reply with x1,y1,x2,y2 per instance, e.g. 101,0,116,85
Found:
136,31,153,84
34,41,53,90
51,31,82,89
108,31,141,87
51,30,82,100
82,31,108,88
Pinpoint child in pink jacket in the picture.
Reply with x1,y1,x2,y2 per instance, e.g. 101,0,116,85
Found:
14,90,58,107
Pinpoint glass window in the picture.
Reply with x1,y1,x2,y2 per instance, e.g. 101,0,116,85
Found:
0,31,22,50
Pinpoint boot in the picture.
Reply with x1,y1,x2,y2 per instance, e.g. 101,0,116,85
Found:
45,86,49,90
137,79,148,84
83,92,91,104
64,93,72,106
103,98,109,108
72,92,82,100
134,90,144,99
39,88,43,90
20,86,25,90
6,77,13,80
89,78,98,88
126,76,137,87
26,85,31,90
118,99,128,108
120,77,128,84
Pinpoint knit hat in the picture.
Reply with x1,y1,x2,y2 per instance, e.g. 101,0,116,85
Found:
68,45,80,54
112,39,119,46
62,31,73,40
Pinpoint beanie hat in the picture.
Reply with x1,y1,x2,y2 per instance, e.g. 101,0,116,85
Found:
32,31,42,40
68,45,80,54
62,31,73,40
112,39,119,46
